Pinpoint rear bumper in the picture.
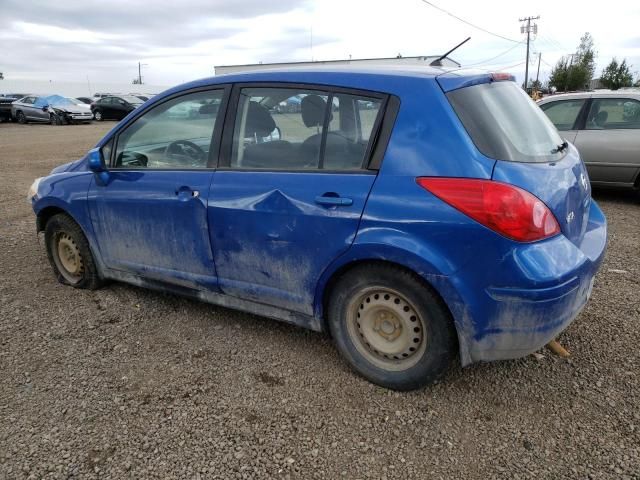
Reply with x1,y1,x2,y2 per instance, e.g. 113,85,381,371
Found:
440,200,607,365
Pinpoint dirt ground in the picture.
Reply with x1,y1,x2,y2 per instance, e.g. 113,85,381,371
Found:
1,122,639,479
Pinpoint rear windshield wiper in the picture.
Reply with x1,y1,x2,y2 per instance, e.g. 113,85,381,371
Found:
551,141,568,154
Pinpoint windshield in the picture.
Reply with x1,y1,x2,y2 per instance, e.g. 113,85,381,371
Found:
121,95,144,104
447,81,565,163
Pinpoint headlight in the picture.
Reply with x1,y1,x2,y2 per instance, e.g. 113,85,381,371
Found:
27,177,43,202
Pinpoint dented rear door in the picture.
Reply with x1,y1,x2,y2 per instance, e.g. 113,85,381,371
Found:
207,171,375,315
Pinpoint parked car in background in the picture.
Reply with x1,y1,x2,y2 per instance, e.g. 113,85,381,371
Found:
538,91,640,190
76,97,94,105
11,95,93,124
0,93,30,121
92,93,118,99
28,67,606,390
91,95,145,121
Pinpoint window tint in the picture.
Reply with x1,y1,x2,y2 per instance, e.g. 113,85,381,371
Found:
540,99,585,131
230,87,383,170
586,98,640,130
114,90,223,169
100,98,112,105
447,81,565,163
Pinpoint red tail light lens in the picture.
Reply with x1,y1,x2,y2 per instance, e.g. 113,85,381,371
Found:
416,178,560,242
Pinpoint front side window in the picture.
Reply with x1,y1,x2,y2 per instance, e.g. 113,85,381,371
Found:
586,98,640,130
540,99,585,131
229,87,383,170
113,89,223,169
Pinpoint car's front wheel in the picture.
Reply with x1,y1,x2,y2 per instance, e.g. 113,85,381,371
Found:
44,214,103,290
328,264,457,391
93,109,103,121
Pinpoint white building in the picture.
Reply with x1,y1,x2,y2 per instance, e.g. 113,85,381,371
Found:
214,55,460,76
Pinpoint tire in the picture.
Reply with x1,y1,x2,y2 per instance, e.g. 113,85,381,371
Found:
93,109,103,121
49,113,62,125
44,214,103,290
327,264,457,391
16,111,26,124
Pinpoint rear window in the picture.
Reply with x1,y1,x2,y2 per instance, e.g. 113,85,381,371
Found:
447,81,565,163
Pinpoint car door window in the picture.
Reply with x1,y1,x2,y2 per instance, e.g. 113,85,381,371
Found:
22,97,36,104
113,89,224,169
100,98,112,105
585,98,640,130
540,99,585,130
229,87,384,170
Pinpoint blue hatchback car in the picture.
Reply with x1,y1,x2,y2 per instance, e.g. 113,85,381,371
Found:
29,67,607,390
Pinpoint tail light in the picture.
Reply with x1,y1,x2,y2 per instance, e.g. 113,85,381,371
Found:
416,177,560,242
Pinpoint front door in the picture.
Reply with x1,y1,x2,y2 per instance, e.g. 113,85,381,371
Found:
88,88,227,290
209,85,386,314
573,97,640,185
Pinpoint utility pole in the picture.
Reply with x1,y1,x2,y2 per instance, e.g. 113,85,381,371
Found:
519,15,539,91
138,62,143,84
535,52,541,87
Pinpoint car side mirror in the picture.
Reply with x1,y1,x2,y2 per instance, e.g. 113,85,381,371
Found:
88,148,105,172
88,147,110,184
42,105,49,112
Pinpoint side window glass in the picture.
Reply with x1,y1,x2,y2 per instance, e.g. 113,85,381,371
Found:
231,87,329,169
586,98,640,130
324,93,382,169
114,90,223,169
540,100,584,131
230,87,383,171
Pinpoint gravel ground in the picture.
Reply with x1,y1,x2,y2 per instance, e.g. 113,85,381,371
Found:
1,122,639,479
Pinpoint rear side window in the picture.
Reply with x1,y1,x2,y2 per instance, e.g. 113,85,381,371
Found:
229,87,383,171
539,99,585,131
447,81,565,163
585,98,640,130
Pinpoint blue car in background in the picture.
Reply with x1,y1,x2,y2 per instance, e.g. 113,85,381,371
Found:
28,67,607,390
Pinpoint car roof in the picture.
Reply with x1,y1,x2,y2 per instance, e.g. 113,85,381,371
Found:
539,90,640,103
155,65,501,100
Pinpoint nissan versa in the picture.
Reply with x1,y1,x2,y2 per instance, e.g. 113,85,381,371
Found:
28,67,607,390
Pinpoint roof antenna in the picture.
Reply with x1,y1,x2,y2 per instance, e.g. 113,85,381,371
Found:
430,37,471,66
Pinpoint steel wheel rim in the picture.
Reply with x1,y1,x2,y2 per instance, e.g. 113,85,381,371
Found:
94,111,101,120
346,287,427,371
52,233,84,284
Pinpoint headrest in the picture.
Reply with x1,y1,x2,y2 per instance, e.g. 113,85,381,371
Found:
245,101,276,137
301,95,327,128
595,110,608,126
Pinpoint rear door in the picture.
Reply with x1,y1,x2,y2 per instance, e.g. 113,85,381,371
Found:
573,96,640,185
208,85,387,314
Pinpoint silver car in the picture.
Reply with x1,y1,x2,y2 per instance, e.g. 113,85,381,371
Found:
538,91,640,189
11,95,93,124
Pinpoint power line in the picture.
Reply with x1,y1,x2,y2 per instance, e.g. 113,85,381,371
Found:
465,41,525,67
418,0,520,43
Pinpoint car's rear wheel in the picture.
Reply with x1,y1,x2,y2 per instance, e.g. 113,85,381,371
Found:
93,109,103,121
44,214,102,290
16,111,26,124
328,264,457,390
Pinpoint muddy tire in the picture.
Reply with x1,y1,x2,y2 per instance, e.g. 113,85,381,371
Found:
49,113,63,125
44,213,103,290
16,111,26,124
327,264,457,391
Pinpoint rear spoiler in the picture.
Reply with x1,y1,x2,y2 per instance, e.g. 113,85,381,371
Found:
436,71,515,93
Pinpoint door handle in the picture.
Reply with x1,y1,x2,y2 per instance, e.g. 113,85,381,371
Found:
175,186,199,199
315,194,353,207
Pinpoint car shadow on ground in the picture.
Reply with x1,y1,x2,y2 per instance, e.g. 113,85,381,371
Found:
591,186,639,205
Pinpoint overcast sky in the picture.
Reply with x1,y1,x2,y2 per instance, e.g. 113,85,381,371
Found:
2,0,639,87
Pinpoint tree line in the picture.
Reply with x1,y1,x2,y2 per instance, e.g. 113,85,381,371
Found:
547,32,639,91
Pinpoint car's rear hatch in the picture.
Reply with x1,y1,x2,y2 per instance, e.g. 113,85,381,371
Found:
439,71,591,245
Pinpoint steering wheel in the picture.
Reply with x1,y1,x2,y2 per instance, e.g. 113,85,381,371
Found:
164,140,206,167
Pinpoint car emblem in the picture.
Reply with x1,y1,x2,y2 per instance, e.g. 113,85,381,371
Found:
566,211,575,223
580,173,588,191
